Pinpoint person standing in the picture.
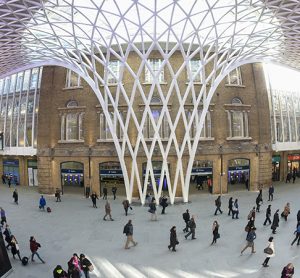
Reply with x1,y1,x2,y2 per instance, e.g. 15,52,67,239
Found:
2,174,6,184
211,221,220,245
281,263,294,278
245,217,255,234
102,186,108,200
123,220,137,249
149,200,157,221
292,172,296,183
262,237,275,267
268,185,274,201
103,201,114,221
91,192,98,208
182,209,190,232
185,216,196,240
39,195,46,211
80,254,93,278
282,203,291,221
271,209,280,234
10,235,22,260
291,223,300,246
160,196,168,214
12,189,18,205
0,207,7,224
214,196,223,215
264,205,272,226
122,199,130,216
112,186,117,200
55,188,61,202
29,236,45,263
232,199,239,219
228,197,233,216
241,227,256,254
168,226,178,252
8,177,11,188
256,194,262,212
207,177,212,193
68,253,81,275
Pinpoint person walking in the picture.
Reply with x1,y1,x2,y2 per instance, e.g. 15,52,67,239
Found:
182,209,190,232
55,188,61,202
39,195,46,211
112,186,117,200
185,216,196,240
263,205,272,226
262,237,275,267
80,254,93,278
123,220,137,249
248,207,256,221
228,197,233,216
281,263,294,278
291,223,300,246
3,223,12,249
10,235,22,260
12,189,18,205
2,174,6,184
245,217,255,234
271,209,280,234
53,265,68,278
211,221,220,245
282,203,291,221
122,199,130,216
168,226,178,252
149,200,157,221
8,177,11,188
91,192,98,208
286,173,291,183
68,253,81,275
232,199,239,219
0,207,7,225
214,196,223,215
256,194,262,212
29,236,45,263
102,186,108,200
103,201,114,221
268,185,274,201
160,195,168,214
292,172,296,183
297,210,300,223
241,227,256,254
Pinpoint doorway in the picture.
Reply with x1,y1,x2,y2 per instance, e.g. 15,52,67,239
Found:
190,160,213,194
60,161,84,194
228,158,250,191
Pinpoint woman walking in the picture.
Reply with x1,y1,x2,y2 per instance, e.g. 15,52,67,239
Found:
281,263,294,278
262,237,275,267
149,200,157,221
271,209,280,234
228,197,233,216
10,235,22,260
211,221,220,245
168,226,178,252
291,222,300,246
282,203,291,221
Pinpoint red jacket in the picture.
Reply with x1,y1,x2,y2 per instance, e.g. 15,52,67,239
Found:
30,240,41,252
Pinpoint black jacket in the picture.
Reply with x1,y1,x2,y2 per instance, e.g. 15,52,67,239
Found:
170,229,178,246
272,212,280,228
266,207,271,217
53,266,67,278
80,258,92,272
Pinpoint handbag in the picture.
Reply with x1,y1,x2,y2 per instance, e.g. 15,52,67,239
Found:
263,247,273,255
88,264,94,272
216,233,220,239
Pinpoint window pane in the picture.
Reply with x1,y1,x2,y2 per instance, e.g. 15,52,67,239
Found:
145,59,164,83
232,111,243,137
30,68,39,90
67,114,78,140
189,60,201,82
107,61,119,84
227,67,242,85
66,70,81,88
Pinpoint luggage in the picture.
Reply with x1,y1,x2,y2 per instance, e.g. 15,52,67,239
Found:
47,207,51,213
22,256,29,266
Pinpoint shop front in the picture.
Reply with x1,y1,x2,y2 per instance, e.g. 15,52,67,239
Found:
99,162,124,195
3,159,20,185
272,155,281,181
287,154,300,176
190,160,213,193
228,159,250,191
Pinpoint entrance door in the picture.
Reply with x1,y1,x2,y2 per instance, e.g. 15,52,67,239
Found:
190,160,213,194
61,162,84,194
228,159,250,191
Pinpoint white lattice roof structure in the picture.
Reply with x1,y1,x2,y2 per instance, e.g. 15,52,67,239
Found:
1,0,300,203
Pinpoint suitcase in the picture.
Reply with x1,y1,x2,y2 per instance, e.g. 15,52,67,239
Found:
22,256,29,266
47,207,51,213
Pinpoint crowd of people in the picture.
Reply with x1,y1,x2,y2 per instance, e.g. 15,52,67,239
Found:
0,181,298,278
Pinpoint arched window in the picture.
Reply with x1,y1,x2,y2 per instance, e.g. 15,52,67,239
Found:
232,97,242,104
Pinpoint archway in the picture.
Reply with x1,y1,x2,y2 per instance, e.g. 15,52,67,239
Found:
227,158,250,191
99,162,125,198
60,161,84,194
189,160,213,194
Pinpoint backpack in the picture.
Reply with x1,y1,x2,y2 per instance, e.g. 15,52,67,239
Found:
123,224,129,234
22,256,29,266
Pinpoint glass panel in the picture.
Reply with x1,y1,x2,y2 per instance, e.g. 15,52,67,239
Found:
145,59,164,83
189,59,202,82
66,113,78,140
30,68,39,90
9,75,16,94
23,70,30,91
232,111,243,137
107,60,119,84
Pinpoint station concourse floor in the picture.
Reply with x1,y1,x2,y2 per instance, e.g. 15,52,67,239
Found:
0,181,299,278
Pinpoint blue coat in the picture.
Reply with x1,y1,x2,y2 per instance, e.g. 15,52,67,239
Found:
39,197,46,207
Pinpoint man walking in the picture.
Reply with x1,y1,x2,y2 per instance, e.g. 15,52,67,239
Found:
112,186,117,200
12,189,18,205
122,199,130,216
102,186,108,200
30,236,45,263
241,227,256,254
182,209,190,232
255,194,262,212
103,201,114,221
271,209,280,234
123,220,137,249
160,196,168,214
91,192,98,208
214,196,223,215
263,205,272,226
268,185,274,201
291,223,300,246
185,216,196,240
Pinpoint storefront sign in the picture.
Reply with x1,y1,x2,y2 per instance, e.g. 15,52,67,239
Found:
228,165,249,171
3,160,19,166
61,169,83,174
143,169,164,176
100,169,123,176
288,154,300,161
272,156,281,163
191,167,213,175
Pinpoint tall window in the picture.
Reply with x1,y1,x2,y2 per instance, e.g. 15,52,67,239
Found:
60,100,84,141
226,67,243,86
186,109,212,139
65,69,81,88
188,59,202,83
145,59,164,83
107,60,120,84
227,98,249,138
99,111,125,140
143,97,169,139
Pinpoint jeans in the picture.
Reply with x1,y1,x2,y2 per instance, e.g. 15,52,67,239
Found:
185,228,195,239
264,216,272,225
291,233,300,245
83,269,90,278
31,251,45,263
268,193,273,201
214,207,223,215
